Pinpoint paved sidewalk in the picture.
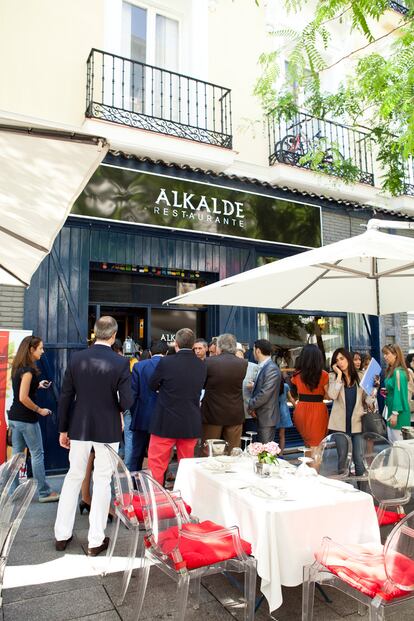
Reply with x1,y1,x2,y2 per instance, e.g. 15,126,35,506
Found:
2,475,414,621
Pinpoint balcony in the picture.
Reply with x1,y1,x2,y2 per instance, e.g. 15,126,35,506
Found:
268,112,374,186
404,157,414,196
388,1,409,14
86,49,232,149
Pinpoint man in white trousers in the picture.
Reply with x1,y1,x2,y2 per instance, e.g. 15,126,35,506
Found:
54,316,133,555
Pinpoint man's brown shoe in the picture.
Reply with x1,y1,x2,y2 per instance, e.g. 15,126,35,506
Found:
87,536,109,557
55,536,73,551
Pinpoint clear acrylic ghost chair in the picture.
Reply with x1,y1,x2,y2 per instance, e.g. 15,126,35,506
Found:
203,439,229,457
362,433,391,469
104,444,193,605
302,509,414,621
368,445,412,527
0,453,26,510
0,478,37,606
313,433,352,479
135,470,257,621
346,433,392,484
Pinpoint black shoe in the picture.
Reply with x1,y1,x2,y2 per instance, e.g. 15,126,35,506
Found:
87,536,109,557
79,500,91,515
55,536,73,551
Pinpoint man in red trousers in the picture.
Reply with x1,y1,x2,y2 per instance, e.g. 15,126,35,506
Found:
147,328,206,484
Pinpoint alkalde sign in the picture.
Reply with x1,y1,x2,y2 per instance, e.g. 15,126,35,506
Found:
154,188,245,228
72,164,322,248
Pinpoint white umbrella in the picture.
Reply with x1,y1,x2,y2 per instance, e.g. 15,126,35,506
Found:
164,219,414,316
0,124,108,286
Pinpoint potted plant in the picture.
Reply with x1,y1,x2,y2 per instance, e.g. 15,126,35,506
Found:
248,441,281,477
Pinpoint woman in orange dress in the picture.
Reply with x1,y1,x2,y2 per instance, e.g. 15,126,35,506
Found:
291,344,329,452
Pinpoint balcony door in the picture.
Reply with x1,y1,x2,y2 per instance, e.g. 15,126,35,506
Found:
122,2,179,121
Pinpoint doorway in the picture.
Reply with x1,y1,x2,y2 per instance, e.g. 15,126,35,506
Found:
88,306,148,349
88,305,206,349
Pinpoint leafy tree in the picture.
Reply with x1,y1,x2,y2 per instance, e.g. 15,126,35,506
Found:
255,0,414,195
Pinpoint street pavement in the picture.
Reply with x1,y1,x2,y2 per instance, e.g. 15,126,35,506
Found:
2,475,414,621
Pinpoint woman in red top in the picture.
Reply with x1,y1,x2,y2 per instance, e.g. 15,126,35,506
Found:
291,344,329,452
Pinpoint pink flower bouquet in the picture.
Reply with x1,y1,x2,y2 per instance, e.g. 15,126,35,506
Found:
248,441,281,464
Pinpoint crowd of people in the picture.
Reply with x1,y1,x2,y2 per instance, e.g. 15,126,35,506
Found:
7,316,414,556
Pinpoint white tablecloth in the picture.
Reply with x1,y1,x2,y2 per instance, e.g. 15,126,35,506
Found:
174,458,380,612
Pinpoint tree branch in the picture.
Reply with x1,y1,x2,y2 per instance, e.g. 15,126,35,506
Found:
320,18,413,72
320,5,352,26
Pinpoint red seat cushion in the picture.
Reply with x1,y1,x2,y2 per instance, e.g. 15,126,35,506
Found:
118,493,192,522
154,520,252,570
316,543,414,601
375,507,405,526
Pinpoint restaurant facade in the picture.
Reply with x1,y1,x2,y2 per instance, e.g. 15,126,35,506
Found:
21,152,390,472
2,0,414,472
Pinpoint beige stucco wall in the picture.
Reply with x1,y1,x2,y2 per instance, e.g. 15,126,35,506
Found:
208,0,269,168
0,0,104,126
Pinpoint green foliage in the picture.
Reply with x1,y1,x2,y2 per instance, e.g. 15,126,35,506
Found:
299,146,360,184
255,0,414,195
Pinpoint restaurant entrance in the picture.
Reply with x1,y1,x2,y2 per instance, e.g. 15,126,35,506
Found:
88,263,208,348
88,304,206,350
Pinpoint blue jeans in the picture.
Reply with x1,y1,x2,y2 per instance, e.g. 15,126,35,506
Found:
123,411,135,471
335,432,365,477
125,414,150,473
9,420,51,498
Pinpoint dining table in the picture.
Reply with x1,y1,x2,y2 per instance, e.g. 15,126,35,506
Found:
174,456,381,612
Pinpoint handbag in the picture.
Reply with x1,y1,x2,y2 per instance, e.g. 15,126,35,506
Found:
361,409,388,437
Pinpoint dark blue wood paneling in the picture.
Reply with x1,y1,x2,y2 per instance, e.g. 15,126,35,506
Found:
24,224,91,473
25,217,298,472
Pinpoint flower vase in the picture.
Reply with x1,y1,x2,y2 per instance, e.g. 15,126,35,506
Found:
253,459,278,477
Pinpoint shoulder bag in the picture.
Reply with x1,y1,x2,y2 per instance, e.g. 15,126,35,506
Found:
361,408,388,437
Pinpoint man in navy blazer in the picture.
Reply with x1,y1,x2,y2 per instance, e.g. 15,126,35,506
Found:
128,340,168,471
54,316,133,556
147,328,206,484
248,339,281,443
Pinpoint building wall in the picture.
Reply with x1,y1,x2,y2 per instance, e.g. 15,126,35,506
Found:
0,0,103,126
0,285,24,329
208,0,268,168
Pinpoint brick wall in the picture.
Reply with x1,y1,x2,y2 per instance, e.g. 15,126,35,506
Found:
321,208,369,244
0,285,24,329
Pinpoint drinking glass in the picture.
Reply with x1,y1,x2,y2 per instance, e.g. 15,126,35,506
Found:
296,447,315,477
230,448,243,459
240,436,249,455
246,431,257,446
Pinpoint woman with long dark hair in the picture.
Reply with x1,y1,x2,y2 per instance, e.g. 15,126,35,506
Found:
291,344,329,452
8,336,59,502
328,347,366,476
383,344,410,442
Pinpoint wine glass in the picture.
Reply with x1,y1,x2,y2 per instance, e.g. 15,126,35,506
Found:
296,447,315,477
245,431,257,459
246,431,257,446
240,436,250,456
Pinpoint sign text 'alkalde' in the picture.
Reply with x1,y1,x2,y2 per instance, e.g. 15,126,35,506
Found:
154,188,245,228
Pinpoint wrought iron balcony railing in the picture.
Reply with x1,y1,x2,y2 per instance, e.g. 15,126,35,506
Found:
268,112,374,186
404,157,414,196
86,49,232,149
388,1,409,14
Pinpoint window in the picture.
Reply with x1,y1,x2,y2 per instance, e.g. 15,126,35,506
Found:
122,2,179,117
258,312,345,369
122,3,179,70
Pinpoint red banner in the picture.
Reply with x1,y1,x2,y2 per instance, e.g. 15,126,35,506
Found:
0,331,9,464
